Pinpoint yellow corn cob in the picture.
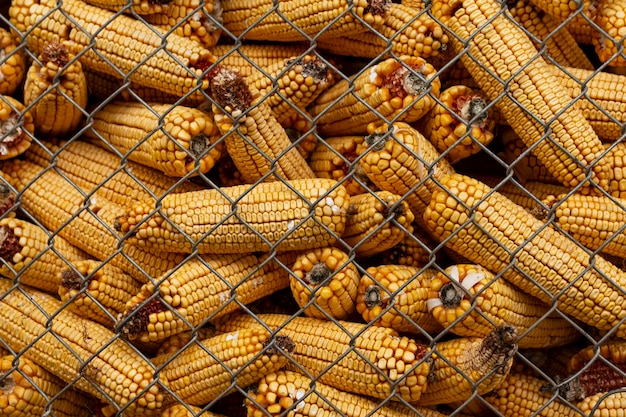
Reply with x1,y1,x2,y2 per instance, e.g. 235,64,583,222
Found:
379,225,438,268
26,139,203,207
280,110,318,159
81,0,167,14
57,259,143,328
526,0,595,21
289,246,359,320
415,325,518,406
568,339,626,373
432,0,611,194
484,372,583,417
427,264,580,348
0,280,165,416
9,0,215,100
490,178,569,213
143,0,223,48
0,354,93,417
308,135,373,196
85,101,223,178
507,0,594,70
420,85,495,164
162,328,294,406
83,67,203,106
220,0,390,41
309,56,440,136
211,44,309,78
499,127,560,184
358,122,455,229
602,142,626,199
356,265,443,334
151,328,219,368
115,178,349,254
343,191,415,258
550,66,626,141
566,13,598,45
23,40,87,137
577,391,626,417
0,159,185,284
543,193,626,259
0,28,26,96
161,403,226,417
316,3,448,59
593,0,626,66
118,252,296,343
0,217,89,294
247,370,449,417
0,95,33,160
551,357,626,404
247,55,335,126
213,312,433,403
423,173,626,337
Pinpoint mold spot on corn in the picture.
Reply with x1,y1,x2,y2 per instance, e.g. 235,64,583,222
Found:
117,297,168,338
207,65,252,112
0,225,20,260
60,269,84,291
264,334,296,356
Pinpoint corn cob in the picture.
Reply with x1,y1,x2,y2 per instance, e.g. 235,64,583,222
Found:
9,0,215,100
593,0,626,66
220,0,390,41
343,191,415,258
357,265,442,334
543,193,626,259
427,264,580,348
0,28,26,96
143,0,223,48
577,391,626,417
213,313,433,403
552,359,626,404
316,3,448,59
359,122,455,229
416,325,518,406
280,110,318,159
484,372,583,417
85,101,223,178
379,226,437,268
151,328,219,368
568,339,626,373
23,40,87,137
207,65,316,182
211,44,309,79
489,178,569,213
81,0,167,14
432,0,611,194
424,173,626,337
0,217,89,294
420,85,495,164
161,403,227,417
246,54,335,125
507,0,594,70
309,56,440,136
247,370,448,417
566,13,598,45
0,95,33,161
0,159,185,284
289,246,359,320
162,328,294,406
0,353,93,417
602,142,626,199
526,0,596,21
115,178,349,254
499,127,560,185
0,280,165,416
118,252,296,343
308,135,373,196
83,67,203,106
26,139,203,207
57,259,142,328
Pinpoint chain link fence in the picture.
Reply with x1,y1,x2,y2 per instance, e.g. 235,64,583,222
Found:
0,0,625,416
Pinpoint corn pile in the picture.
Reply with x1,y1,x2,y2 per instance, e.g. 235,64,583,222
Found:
3,0,626,415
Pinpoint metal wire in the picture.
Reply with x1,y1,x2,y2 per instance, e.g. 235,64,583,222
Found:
1,0,626,416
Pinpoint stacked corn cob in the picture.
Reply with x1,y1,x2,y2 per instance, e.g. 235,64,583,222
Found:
5,0,626,415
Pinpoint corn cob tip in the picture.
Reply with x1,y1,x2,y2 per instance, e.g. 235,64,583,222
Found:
40,40,69,67
456,93,489,127
291,55,332,85
0,225,19,260
263,334,295,356
385,64,431,99
117,298,168,339
489,323,519,349
543,376,586,402
60,269,83,290
302,262,333,285
366,0,391,17
206,65,252,113
0,100,29,157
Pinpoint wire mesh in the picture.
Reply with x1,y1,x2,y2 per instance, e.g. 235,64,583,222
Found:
1,0,626,416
